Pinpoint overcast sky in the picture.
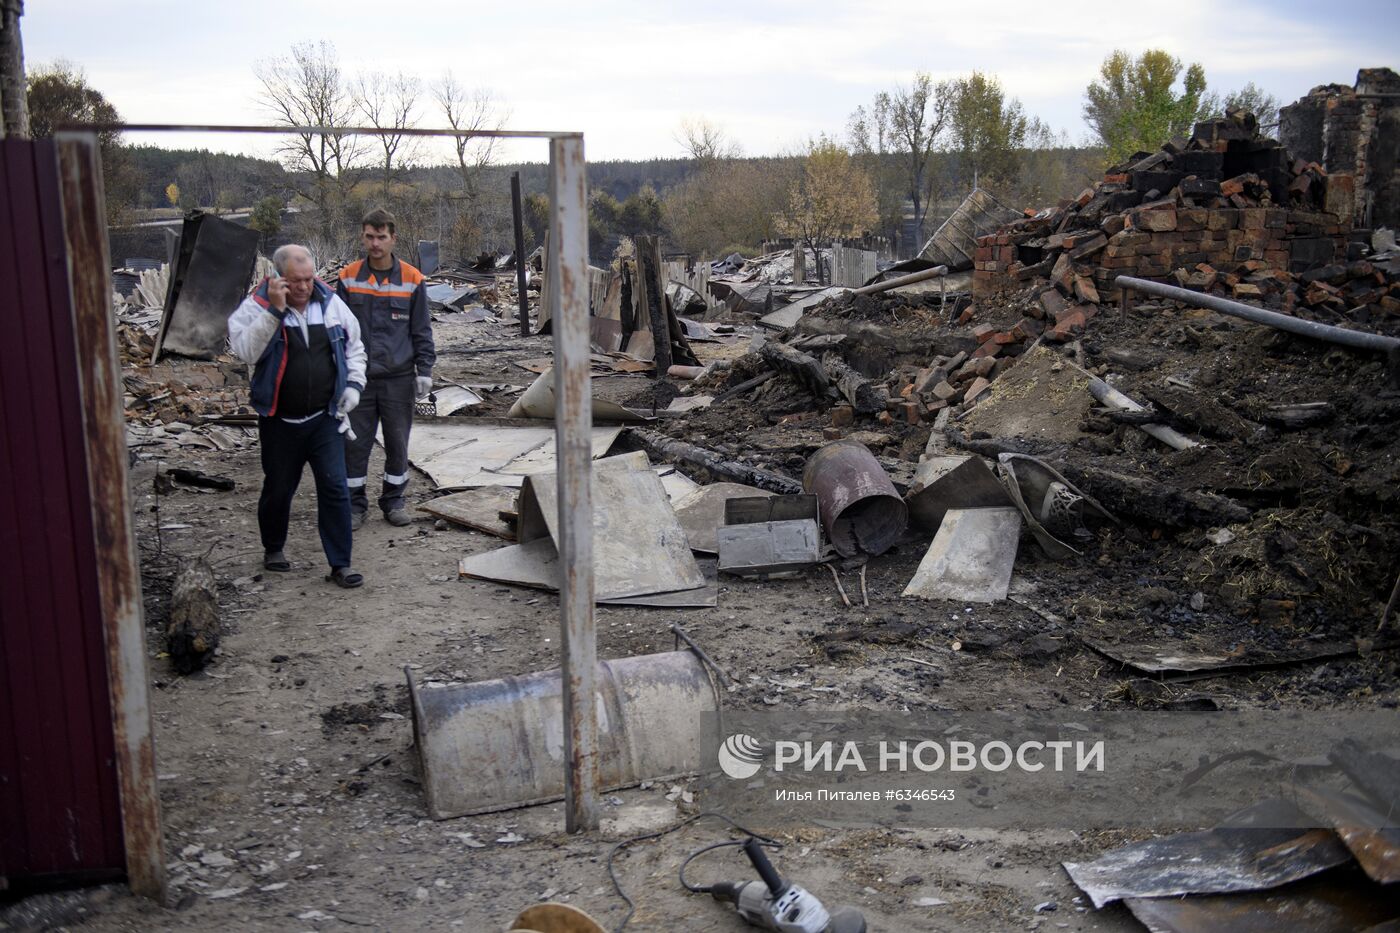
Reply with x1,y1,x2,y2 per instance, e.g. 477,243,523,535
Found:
21,0,1400,165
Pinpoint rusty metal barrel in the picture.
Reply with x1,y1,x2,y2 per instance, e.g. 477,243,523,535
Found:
407,650,720,819
803,440,908,557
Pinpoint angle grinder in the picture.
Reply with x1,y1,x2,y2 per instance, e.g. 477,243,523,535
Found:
708,838,866,933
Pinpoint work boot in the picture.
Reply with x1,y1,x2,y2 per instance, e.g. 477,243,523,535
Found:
263,550,291,572
350,511,367,531
385,508,412,527
326,567,364,588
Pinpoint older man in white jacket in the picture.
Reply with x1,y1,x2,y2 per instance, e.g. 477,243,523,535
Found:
228,245,368,587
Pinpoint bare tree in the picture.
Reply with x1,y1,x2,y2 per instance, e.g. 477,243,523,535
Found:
356,70,420,190
884,73,955,247
254,40,365,249
675,117,740,164
848,102,904,251
432,70,506,203
1222,82,1280,129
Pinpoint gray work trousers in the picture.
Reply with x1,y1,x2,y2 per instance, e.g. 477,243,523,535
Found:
344,373,415,515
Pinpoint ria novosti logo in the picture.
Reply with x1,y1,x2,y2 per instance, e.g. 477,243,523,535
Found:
717,733,1106,779
717,733,765,779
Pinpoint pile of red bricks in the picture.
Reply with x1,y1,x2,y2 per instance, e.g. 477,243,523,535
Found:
970,109,1400,335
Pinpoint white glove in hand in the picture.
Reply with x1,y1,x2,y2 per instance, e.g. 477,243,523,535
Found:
335,412,357,441
415,376,433,399
337,387,360,416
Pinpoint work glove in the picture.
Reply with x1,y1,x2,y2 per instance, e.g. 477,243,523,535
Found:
415,376,433,399
337,387,360,416
335,412,357,441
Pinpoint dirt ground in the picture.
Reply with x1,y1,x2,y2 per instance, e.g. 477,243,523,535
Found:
6,303,1399,933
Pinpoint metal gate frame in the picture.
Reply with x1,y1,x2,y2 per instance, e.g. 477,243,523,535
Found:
56,134,166,899
67,122,600,835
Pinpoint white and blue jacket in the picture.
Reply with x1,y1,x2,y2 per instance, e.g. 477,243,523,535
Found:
228,277,367,418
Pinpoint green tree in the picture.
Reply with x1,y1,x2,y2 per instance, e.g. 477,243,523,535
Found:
587,191,620,258
617,186,663,239
523,191,550,250
949,71,1029,191
1083,49,1210,164
249,196,283,243
26,61,136,222
776,138,878,284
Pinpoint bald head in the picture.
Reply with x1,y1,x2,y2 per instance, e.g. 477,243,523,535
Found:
271,244,316,310
272,244,313,275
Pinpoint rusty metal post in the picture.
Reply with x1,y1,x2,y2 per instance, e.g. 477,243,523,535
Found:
55,132,166,900
547,134,598,832
511,171,530,337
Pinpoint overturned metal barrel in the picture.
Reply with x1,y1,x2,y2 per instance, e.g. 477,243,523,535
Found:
407,650,720,819
803,440,908,557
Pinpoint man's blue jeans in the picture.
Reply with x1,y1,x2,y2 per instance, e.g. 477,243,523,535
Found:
257,413,353,569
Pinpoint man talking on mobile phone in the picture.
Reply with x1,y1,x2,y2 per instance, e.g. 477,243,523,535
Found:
228,244,367,588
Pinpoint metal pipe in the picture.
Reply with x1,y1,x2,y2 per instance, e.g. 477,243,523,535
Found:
510,171,529,337
1087,377,1197,451
549,135,599,833
1114,275,1400,355
851,264,948,296
62,122,575,139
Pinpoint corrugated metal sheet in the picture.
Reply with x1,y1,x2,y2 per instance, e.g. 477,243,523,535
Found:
919,187,1020,271
0,139,128,890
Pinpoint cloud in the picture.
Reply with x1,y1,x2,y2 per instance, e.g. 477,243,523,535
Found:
19,0,1394,160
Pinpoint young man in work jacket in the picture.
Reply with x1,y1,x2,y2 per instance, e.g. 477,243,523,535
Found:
336,208,436,528
229,244,368,588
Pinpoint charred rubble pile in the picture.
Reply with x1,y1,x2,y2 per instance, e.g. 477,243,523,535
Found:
668,117,1400,645
974,108,1400,340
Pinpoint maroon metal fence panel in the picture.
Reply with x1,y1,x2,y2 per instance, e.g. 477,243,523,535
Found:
0,138,127,889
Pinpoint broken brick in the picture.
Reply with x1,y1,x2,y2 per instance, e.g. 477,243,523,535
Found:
1132,208,1178,232
1073,276,1101,304
971,323,997,344
1038,289,1068,320
1046,308,1088,342
1011,317,1044,341
964,377,993,403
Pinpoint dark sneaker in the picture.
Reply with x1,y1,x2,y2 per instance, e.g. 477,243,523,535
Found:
350,511,367,531
263,551,291,572
385,509,412,527
326,567,364,588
